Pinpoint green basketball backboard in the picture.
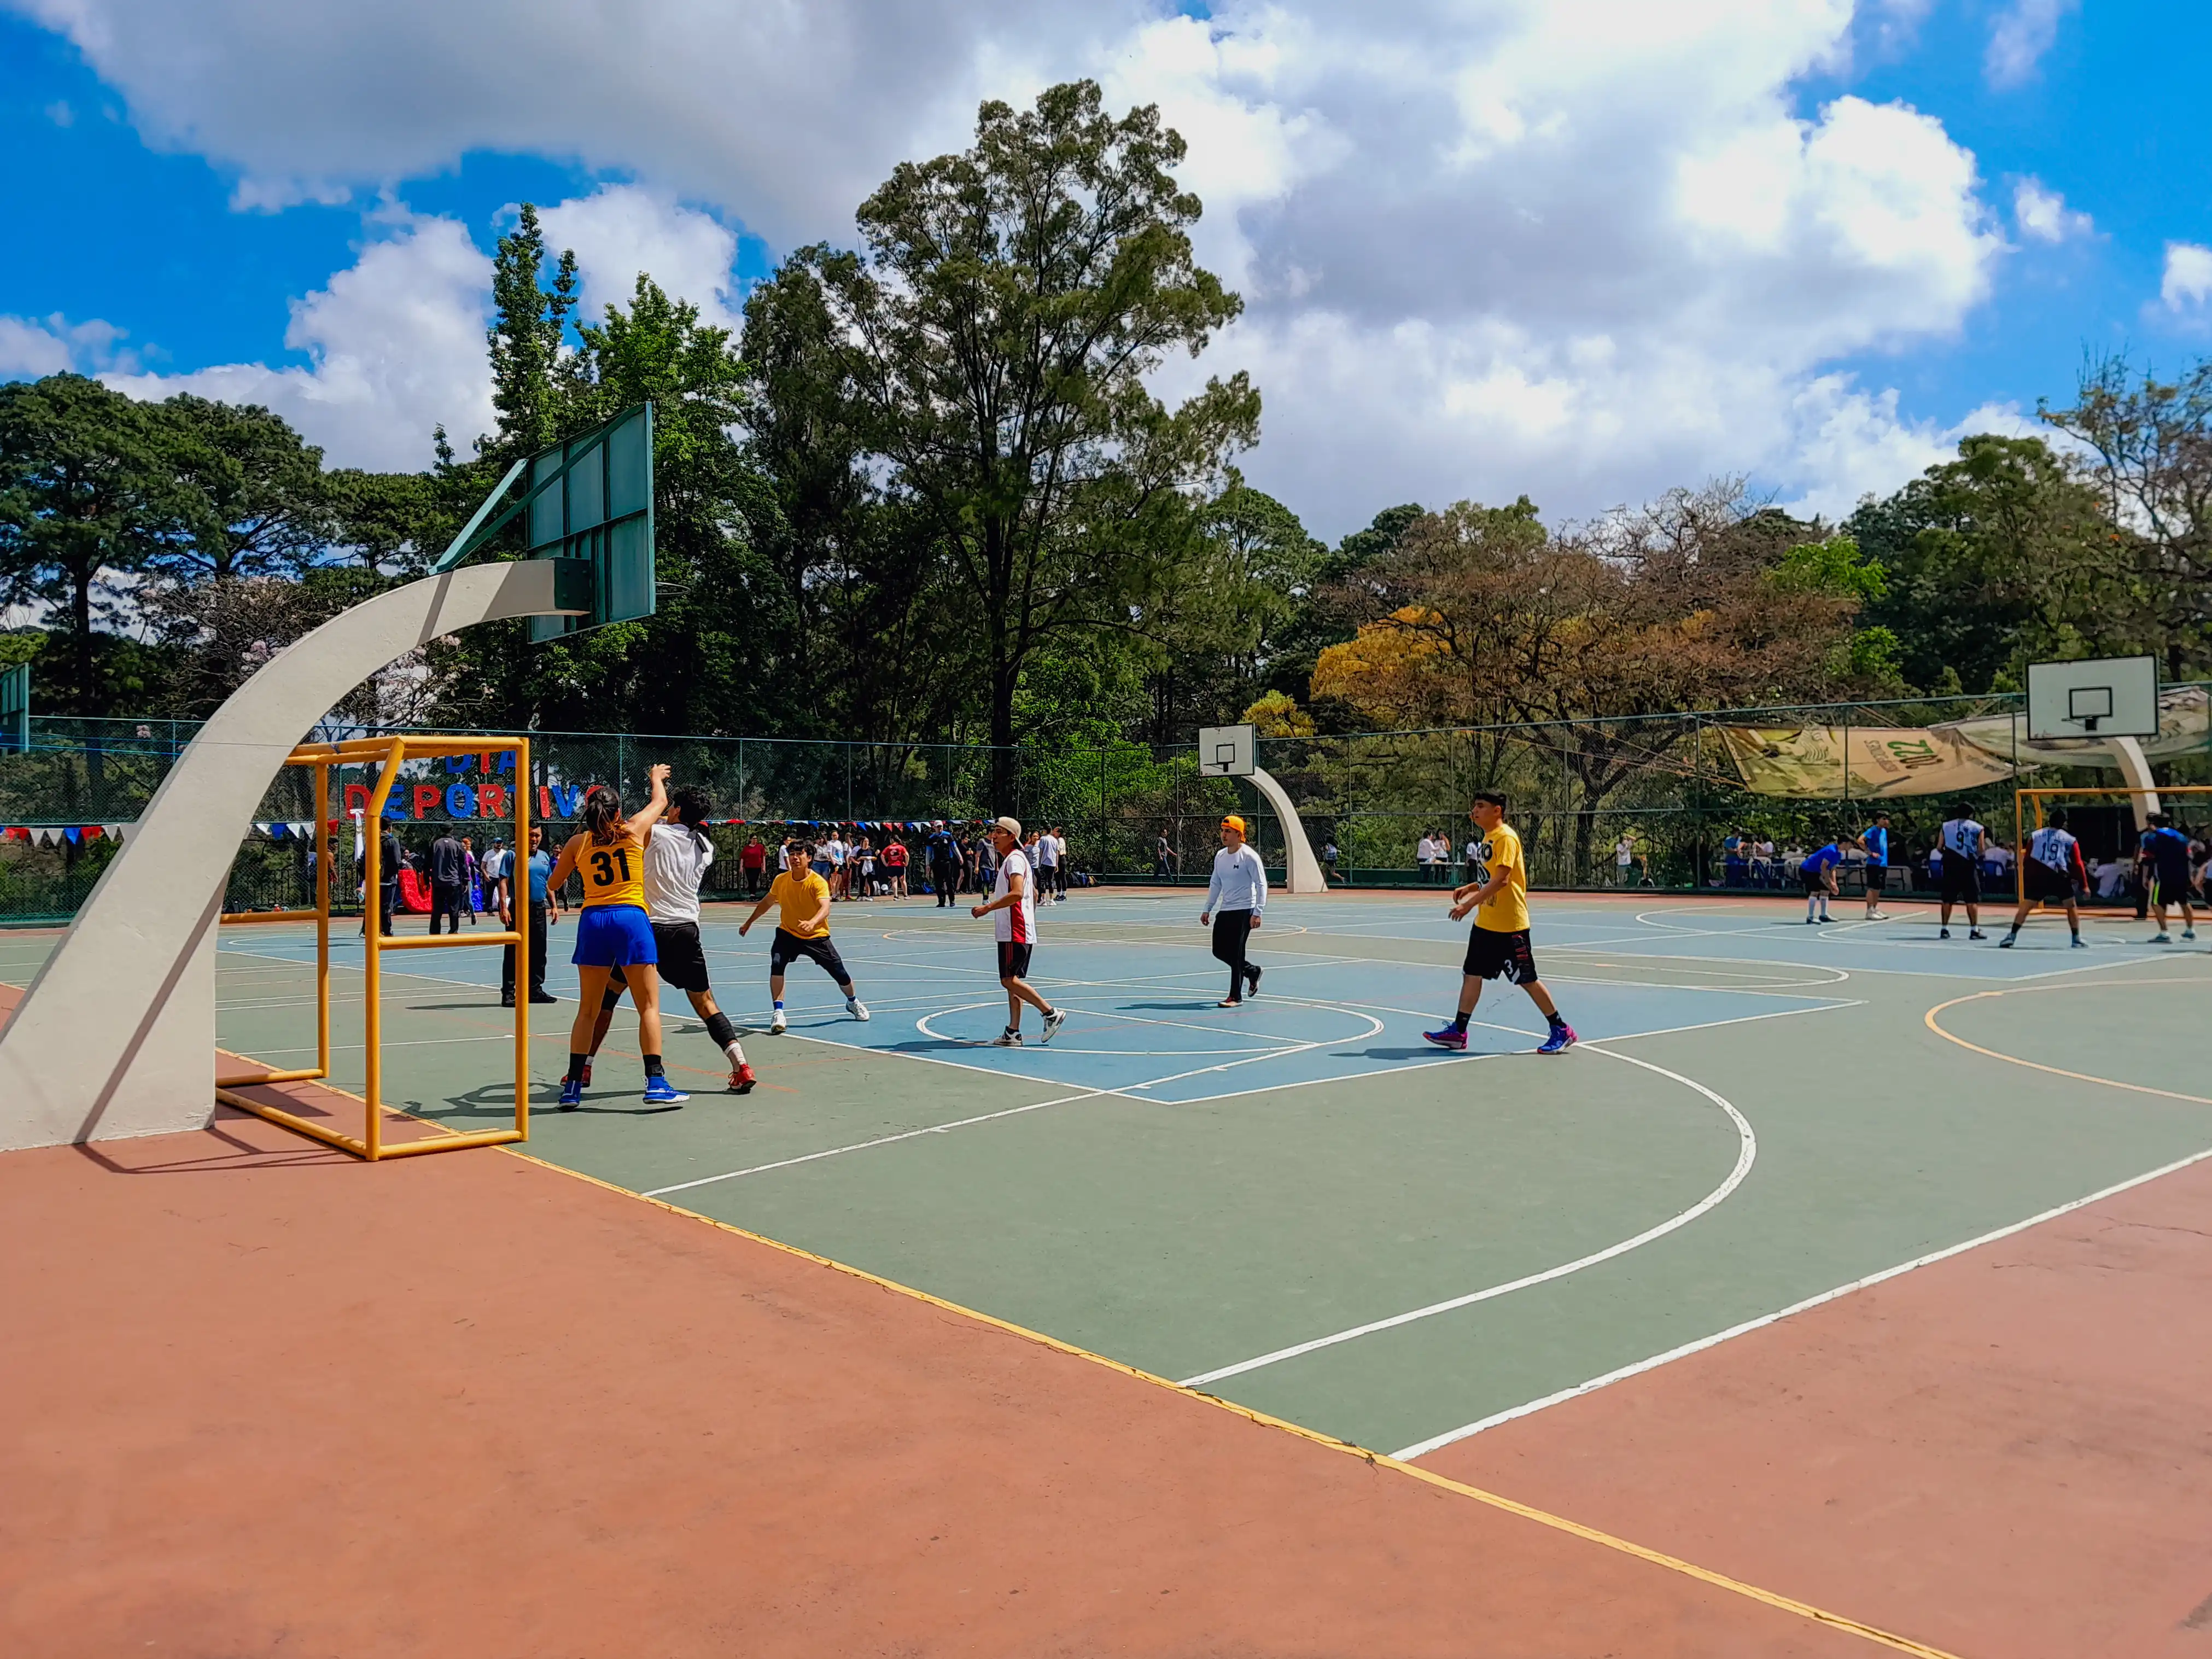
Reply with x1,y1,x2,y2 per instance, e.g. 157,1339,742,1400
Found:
0,663,27,755
428,402,656,641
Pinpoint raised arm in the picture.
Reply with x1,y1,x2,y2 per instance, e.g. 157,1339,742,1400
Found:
623,763,671,844
545,832,586,896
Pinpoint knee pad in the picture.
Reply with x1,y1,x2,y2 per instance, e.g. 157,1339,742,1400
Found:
704,1010,737,1048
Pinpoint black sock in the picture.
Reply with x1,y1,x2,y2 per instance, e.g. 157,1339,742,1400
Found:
1547,1010,1567,1030
1450,1013,1469,1032
567,1052,586,1081
705,1011,737,1048
644,1054,665,1078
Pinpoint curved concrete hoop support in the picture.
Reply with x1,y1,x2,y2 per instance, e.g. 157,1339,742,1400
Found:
0,563,569,1152
1248,767,1328,895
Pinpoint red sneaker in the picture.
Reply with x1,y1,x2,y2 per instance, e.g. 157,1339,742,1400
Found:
728,1062,757,1095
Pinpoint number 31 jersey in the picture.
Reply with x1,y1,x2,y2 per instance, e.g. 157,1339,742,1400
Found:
578,833,646,909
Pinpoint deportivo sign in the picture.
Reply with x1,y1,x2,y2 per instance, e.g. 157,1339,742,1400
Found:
339,751,593,821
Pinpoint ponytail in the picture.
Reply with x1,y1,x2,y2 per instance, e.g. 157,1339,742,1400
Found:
581,785,623,845
672,786,713,851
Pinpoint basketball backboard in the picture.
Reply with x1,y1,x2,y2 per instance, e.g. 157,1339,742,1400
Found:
527,403,655,642
1197,724,1256,778
0,663,26,755
2027,656,2157,740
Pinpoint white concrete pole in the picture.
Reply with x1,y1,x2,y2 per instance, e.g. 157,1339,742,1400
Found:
1248,766,1329,895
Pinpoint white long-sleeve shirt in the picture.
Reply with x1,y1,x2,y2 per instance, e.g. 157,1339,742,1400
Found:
1205,843,1268,914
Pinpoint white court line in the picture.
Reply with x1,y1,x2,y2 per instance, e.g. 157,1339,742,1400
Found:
1389,1134,2212,1461
1178,1044,1758,1388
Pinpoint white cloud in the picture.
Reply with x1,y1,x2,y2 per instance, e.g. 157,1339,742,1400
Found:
537,186,744,332
103,212,494,470
0,312,135,376
21,0,2016,528
2160,242,2212,314
2011,178,2091,243
1985,0,2076,89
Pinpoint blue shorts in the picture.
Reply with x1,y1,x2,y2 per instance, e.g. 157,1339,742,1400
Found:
573,904,657,968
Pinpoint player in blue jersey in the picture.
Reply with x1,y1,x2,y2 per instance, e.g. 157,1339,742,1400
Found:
1799,840,1842,924
1855,811,1893,921
2141,814,2198,943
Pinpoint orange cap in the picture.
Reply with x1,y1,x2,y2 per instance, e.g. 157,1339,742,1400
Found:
1221,815,1247,834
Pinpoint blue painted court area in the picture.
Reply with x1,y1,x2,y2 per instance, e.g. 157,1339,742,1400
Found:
157,886,2211,1459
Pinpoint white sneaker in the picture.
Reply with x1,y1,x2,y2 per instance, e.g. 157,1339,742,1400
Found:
1867,910,1890,920
989,1028,1024,1047
1040,1008,1067,1044
769,1008,787,1033
847,998,870,1021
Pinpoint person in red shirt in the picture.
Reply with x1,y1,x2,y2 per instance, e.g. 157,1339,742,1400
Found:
882,834,909,898
739,832,767,899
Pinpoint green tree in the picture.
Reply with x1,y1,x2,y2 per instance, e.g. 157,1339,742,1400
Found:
814,80,1258,796
153,394,332,580
0,374,183,711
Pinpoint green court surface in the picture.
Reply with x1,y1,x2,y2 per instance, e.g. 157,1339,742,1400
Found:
13,890,2204,1459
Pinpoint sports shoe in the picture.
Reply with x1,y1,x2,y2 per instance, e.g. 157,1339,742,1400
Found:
2187,928,2198,940
1998,934,2015,948
1804,916,1818,925
728,1063,757,1095
1040,1008,1067,1044
1244,963,1263,996
580,1058,594,1086
989,1028,1024,1047
558,1075,583,1110
642,1077,689,1105
1939,927,1951,939
847,998,870,1021
1537,1023,1578,1055
1969,930,1987,941
1867,910,1890,921
2070,936,2089,949
1217,997,1243,1008
1422,1024,1469,1051
2152,932,2173,944
769,1008,787,1034
529,990,559,1004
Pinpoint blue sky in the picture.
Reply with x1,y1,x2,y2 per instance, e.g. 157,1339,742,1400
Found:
2,0,2208,534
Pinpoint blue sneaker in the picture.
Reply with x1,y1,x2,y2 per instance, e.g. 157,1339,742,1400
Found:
2070,936,2088,949
642,1077,690,1105
1537,1023,1578,1055
558,1074,583,1110
1421,1024,1468,1050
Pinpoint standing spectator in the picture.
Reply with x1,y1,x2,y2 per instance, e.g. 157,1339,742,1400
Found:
1752,836,1776,889
1052,826,1072,900
428,825,466,934
1613,833,1636,887
461,833,482,925
1415,830,1438,884
1034,822,1061,904
927,820,960,906
1321,837,1344,885
855,834,876,901
975,830,997,892
1154,829,1176,879
740,832,767,898
499,826,561,1007
883,833,909,897
825,829,848,901
962,831,982,895
365,822,404,937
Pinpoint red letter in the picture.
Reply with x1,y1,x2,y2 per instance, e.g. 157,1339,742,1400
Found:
413,784,442,820
478,784,507,820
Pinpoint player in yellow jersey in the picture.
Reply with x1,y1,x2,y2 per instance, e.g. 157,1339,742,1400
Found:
546,763,681,1106
1422,791,1577,1055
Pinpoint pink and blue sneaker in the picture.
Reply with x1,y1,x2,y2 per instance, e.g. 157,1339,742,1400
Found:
1537,1022,1578,1055
1422,1023,1469,1051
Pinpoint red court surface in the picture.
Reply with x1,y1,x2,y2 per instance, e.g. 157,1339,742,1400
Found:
2,1105,1877,1659
1426,1154,2212,1659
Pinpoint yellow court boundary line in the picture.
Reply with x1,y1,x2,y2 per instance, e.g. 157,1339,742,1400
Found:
1924,975,2212,1108
498,1143,1965,1659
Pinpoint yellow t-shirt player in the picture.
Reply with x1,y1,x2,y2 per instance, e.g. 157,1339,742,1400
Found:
739,840,867,1036
1423,792,1577,1055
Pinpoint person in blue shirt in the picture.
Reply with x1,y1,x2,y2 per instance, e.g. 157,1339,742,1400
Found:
1855,811,1893,921
499,825,562,1006
1799,840,1843,924
2141,814,2197,943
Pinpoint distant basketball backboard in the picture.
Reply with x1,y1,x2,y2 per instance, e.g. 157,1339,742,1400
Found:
1198,723,1256,778
2027,656,2157,740
0,662,26,755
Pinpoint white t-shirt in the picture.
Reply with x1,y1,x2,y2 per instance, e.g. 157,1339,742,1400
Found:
1417,836,1438,864
991,849,1037,944
1615,838,1634,866
643,822,715,925
1035,833,1059,869
2027,826,2079,875
1940,817,1985,858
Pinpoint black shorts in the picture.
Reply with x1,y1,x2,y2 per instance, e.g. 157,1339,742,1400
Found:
2151,863,2192,903
769,928,850,984
1863,863,1888,895
651,920,711,994
1939,852,1981,903
1463,926,1538,984
2023,860,2074,903
996,941,1034,980
1800,865,1832,893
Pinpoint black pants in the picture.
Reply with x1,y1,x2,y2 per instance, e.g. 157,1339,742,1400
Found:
501,902,548,1000
430,879,464,933
1211,909,1256,1000
933,862,959,904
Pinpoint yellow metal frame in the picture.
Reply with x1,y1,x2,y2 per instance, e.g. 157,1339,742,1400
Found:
217,734,533,1160
2011,783,2212,907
